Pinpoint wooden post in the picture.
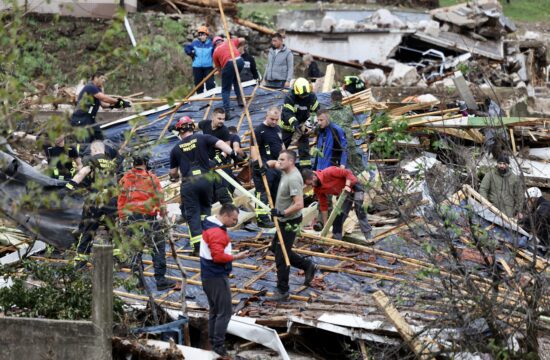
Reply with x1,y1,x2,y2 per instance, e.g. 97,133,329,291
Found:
217,0,290,267
372,291,432,360
320,191,347,238
92,244,113,360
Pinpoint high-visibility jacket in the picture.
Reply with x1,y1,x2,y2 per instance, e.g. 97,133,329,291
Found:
280,92,319,132
118,168,165,219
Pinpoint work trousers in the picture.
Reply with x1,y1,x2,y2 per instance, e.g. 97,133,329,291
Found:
76,196,117,254
202,277,232,348
252,167,281,221
221,58,244,112
192,66,215,94
332,186,372,240
180,176,213,245
281,127,311,168
271,216,311,293
127,214,167,281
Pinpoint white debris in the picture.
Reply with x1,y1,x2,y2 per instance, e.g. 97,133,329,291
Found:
303,19,315,30
321,16,336,32
370,9,405,29
336,19,357,31
387,63,419,86
360,69,386,86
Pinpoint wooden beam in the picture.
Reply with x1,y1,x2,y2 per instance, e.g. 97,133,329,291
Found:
372,291,433,359
322,64,335,93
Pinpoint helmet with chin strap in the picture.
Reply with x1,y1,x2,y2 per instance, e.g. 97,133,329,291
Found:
174,116,195,132
293,78,311,96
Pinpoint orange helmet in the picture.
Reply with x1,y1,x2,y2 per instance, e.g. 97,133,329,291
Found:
174,116,195,132
197,26,209,35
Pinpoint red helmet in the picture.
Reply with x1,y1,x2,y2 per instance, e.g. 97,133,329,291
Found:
174,116,195,132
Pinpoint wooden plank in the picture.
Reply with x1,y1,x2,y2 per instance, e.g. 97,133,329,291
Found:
322,64,335,93
320,191,347,238
372,291,433,359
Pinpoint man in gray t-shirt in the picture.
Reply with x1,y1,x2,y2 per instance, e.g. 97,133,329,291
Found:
269,150,316,301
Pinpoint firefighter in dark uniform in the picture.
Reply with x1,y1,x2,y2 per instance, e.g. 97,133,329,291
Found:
169,116,243,256
198,107,233,205
280,77,319,169
65,140,120,262
252,106,284,228
70,71,131,144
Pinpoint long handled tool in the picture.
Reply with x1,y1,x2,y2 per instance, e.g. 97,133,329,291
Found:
320,191,348,238
217,0,290,266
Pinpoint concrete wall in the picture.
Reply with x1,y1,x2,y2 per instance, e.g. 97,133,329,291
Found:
0,317,106,360
0,0,137,18
285,32,405,64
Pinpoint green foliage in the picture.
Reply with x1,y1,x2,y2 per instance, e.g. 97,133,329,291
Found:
365,112,411,158
0,260,125,320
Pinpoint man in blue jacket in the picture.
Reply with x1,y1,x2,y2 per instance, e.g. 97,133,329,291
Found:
184,26,215,94
313,109,348,171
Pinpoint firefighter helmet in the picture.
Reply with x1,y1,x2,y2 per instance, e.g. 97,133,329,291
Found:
293,78,311,96
174,116,195,132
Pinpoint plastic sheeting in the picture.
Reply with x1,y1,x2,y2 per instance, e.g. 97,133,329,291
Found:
0,85,360,249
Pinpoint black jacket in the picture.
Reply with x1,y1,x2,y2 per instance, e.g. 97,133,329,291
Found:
522,196,550,247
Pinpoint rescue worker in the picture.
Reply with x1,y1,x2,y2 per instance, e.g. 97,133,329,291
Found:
70,72,131,143
118,154,176,291
184,26,216,94
479,154,523,218
66,140,120,261
169,116,244,256
302,167,372,241
520,187,550,252
200,203,249,357
342,75,366,95
213,36,246,120
252,106,285,228
280,77,319,168
313,109,347,171
11,132,83,180
328,90,367,174
198,108,233,205
227,126,245,158
269,150,316,301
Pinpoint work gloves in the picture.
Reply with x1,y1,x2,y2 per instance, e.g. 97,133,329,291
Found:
65,179,79,191
111,98,131,109
251,160,267,176
270,208,284,218
230,150,245,165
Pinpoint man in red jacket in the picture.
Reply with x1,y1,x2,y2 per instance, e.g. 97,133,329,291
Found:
302,166,372,241
200,203,249,358
118,154,176,291
213,36,246,120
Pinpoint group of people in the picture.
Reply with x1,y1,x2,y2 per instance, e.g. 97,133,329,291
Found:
13,27,549,359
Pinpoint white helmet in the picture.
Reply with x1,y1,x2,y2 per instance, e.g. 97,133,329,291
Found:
526,187,542,198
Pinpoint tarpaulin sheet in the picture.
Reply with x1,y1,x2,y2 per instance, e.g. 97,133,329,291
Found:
0,86,338,248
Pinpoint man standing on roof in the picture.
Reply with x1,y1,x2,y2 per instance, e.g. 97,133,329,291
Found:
479,154,523,218
263,33,293,89
239,44,260,83
118,154,176,291
213,36,246,121
302,167,372,241
184,26,216,94
200,203,249,357
269,150,316,301
65,140,120,263
70,72,131,143
328,90,366,174
521,187,550,252
169,116,244,256
252,106,285,228
280,77,319,169
313,109,347,171
198,107,233,205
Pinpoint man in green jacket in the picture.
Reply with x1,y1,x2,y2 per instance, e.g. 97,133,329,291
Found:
479,154,523,218
328,90,366,174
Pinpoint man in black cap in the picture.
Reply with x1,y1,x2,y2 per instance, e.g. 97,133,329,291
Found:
479,154,523,218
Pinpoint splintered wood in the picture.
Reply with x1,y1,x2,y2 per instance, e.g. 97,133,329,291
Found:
341,89,387,114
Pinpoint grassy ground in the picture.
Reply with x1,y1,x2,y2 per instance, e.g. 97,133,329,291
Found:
439,0,550,22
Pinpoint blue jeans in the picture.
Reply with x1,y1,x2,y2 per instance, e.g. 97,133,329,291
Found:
221,58,244,112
